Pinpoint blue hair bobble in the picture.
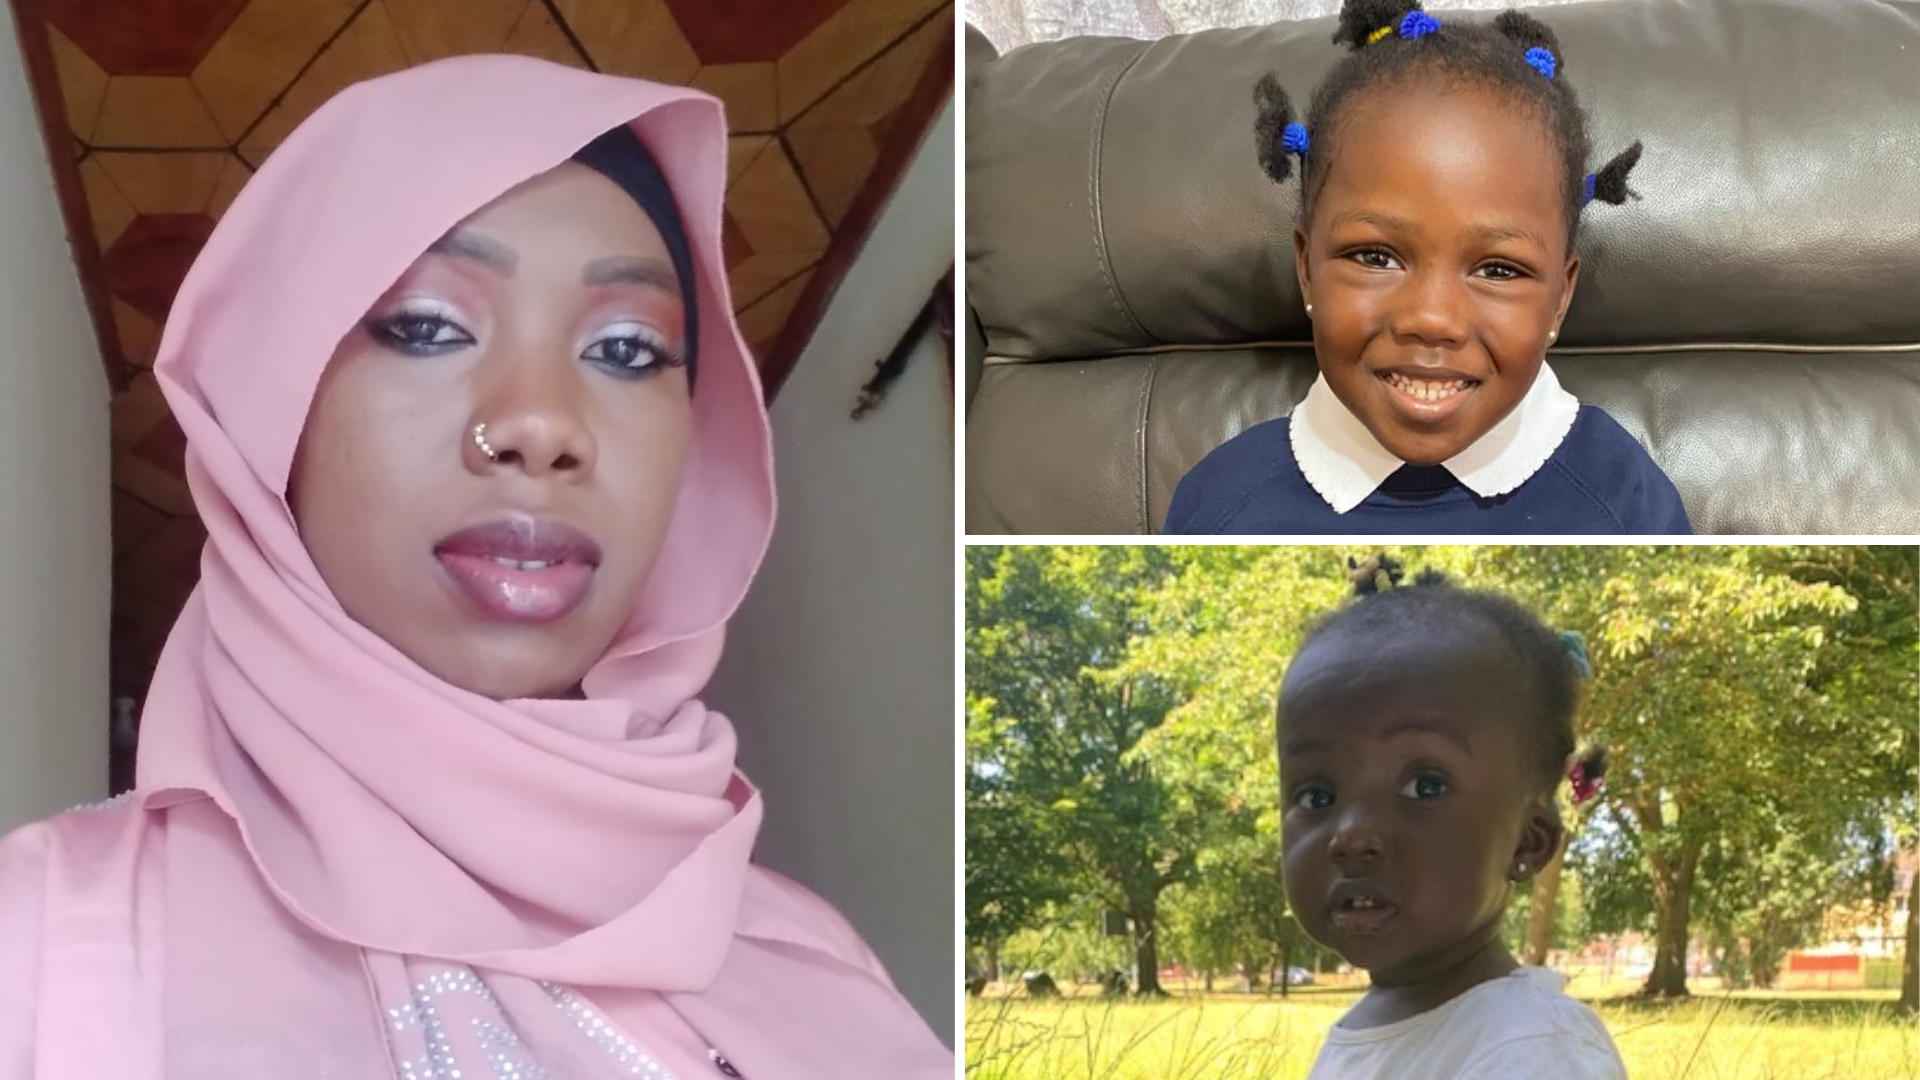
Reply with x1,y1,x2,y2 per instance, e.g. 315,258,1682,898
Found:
1524,46,1557,79
1558,631,1592,679
1399,10,1442,40
1581,173,1597,206
1281,122,1311,156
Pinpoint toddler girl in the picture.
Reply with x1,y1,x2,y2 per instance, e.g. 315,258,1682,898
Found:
1276,555,1626,1078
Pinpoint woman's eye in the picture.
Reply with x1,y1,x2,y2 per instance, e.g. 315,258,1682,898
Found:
1348,248,1400,271
1291,786,1334,811
582,323,682,376
369,310,474,355
1400,773,1449,800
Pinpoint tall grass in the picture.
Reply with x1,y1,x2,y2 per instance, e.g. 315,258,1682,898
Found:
965,986,1919,1080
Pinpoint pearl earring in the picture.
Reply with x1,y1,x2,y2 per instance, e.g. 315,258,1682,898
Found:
1547,329,1558,343
1306,302,1314,316
1515,861,1528,876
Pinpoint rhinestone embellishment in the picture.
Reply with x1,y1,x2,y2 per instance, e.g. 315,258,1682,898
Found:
383,968,679,1080
542,982,676,1077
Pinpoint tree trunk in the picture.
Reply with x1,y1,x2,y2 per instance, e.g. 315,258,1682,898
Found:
1643,843,1699,998
1900,862,1917,1014
1132,900,1165,996
983,940,1000,984
1752,943,1781,990
1522,839,1567,965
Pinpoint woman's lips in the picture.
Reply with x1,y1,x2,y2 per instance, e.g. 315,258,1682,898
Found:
1375,369,1480,426
436,554,595,624
433,515,601,625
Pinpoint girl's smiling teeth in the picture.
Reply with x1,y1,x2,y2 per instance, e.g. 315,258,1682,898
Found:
1381,371,1476,401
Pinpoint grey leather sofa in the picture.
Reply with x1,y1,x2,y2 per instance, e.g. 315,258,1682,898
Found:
964,0,1920,534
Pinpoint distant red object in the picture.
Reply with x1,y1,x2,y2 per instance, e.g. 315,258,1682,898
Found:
1787,953,1861,973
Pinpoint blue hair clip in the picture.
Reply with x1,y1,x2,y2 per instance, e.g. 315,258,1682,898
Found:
1558,630,1592,679
1581,173,1597,206
1281,122,1310,156
1399,10,1442,40
1524,47,1556,79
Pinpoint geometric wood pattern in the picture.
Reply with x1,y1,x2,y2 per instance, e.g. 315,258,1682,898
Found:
4,0,954,703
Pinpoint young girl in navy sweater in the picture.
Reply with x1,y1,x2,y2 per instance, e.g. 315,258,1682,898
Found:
1167,0,1690,534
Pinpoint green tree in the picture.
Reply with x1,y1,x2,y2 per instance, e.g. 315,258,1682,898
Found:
1117,546,1363,989
1159,825,1325,994
965,694,1071,981
966,545,1195,994
1534,546,1905,997
1696,823,1885,989
1767,547,1920,1011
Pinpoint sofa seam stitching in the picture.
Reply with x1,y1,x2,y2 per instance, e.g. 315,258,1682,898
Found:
1087,45,1153,343
1134,355,1158,532
978,342,1920,363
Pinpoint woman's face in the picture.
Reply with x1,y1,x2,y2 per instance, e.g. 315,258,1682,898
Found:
1295,80,1579,465
290,162,694,700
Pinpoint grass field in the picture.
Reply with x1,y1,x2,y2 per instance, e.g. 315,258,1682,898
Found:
964,982,1920,1080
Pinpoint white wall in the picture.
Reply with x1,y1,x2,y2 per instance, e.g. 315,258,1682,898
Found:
0,12,113,833
708,100,955,1044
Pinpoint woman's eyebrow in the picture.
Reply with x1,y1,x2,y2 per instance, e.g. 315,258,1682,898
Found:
583,255,682,297
428,229,518,276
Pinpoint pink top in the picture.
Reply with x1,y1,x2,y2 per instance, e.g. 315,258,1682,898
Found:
0,55,950,1079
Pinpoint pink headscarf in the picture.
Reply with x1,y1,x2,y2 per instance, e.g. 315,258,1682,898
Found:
9,55,946,1077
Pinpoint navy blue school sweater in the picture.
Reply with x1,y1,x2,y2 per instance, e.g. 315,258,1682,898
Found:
1164,405,1693,535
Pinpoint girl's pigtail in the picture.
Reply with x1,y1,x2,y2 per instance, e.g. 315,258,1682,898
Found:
1334,0,1432,51
1584,141,1644,206
1494,10,1564,80
1345,553,1405,595
1254,73,1309,184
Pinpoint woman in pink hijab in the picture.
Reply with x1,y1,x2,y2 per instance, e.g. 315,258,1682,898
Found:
0,55,951,1078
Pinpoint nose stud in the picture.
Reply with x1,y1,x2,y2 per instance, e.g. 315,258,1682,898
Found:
473,422,497,461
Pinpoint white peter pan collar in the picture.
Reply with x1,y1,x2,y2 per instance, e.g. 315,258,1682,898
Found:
1288,362,1581,514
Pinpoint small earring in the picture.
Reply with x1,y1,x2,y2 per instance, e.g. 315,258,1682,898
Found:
1305,302,1314,316
473,422,497,461
1547,329,1558,343
1514,861,1528,877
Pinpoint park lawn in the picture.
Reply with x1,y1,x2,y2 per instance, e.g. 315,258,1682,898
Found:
964,986,1919,1080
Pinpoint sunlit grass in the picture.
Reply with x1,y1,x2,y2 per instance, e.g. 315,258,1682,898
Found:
964,981,1919,1080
